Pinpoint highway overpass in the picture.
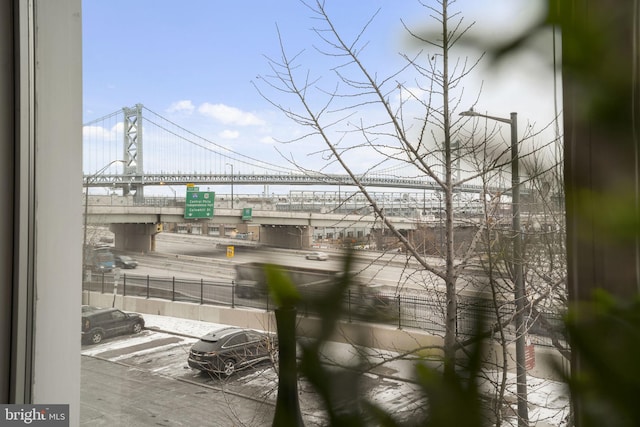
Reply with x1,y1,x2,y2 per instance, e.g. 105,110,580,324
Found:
85,197,420,252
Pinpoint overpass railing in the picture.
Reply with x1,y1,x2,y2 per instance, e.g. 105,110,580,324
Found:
83,272,565,348
85,191,508,220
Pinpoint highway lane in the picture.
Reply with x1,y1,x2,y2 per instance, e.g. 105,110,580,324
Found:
93,226,487,297
95,233,492,331
145,232,456,294
86,233,496,334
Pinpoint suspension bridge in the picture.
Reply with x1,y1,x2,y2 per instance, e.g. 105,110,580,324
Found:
82,104,496,197
83,104,519,253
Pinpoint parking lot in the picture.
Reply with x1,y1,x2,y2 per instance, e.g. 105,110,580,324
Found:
80,314,427,426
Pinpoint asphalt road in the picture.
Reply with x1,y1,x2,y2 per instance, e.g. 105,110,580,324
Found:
145,232,456,294
80,355,278,427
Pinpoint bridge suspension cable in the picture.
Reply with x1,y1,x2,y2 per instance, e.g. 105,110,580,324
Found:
82,109,122,127
82,104,514,195
143,106,296,174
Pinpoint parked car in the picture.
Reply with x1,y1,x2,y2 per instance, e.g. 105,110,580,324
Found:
81,307,145,345
188,327,278,377
305,251,328,261
115,255,138,269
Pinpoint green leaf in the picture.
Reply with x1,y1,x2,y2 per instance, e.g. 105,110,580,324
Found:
265,263,300,308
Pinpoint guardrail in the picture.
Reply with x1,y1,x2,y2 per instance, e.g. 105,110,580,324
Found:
83,272,564,347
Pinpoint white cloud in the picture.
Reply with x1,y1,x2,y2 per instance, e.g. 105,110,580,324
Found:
219,129,240,139
259,136,275,144
83,125,108,139
198,103,265,126
82,123,121,141
166,100,195,114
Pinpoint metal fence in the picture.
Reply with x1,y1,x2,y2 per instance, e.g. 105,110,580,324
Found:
83,272,564,347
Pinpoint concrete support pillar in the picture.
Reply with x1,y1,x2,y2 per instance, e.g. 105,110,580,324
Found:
299,226,312,249
151,233,157,252
110,223,158,253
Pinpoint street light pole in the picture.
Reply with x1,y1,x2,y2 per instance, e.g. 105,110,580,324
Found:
461,110,528,426
226,163,234,209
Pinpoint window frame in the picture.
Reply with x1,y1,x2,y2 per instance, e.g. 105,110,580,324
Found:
2,2,82,425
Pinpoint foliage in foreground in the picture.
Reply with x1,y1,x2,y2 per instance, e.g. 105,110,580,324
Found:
268,257,640,426
563,290,640,427
268,254,486,426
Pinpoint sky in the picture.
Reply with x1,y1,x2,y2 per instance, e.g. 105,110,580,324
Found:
82,0,557,195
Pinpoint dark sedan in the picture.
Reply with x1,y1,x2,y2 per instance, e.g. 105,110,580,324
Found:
115,255,138,269
187,327,277,377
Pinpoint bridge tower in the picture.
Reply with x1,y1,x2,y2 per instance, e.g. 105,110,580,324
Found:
122,103,144,200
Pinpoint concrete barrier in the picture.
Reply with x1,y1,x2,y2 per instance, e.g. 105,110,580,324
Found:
82,290,567,381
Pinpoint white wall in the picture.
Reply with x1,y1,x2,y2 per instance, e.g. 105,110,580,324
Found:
32,1,82,422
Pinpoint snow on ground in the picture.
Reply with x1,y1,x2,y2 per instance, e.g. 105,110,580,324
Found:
86,313,570,426
476,372,570,427
143,313,225,338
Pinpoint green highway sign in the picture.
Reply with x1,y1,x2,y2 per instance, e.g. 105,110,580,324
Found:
242,207,253,221
184,191,215,219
